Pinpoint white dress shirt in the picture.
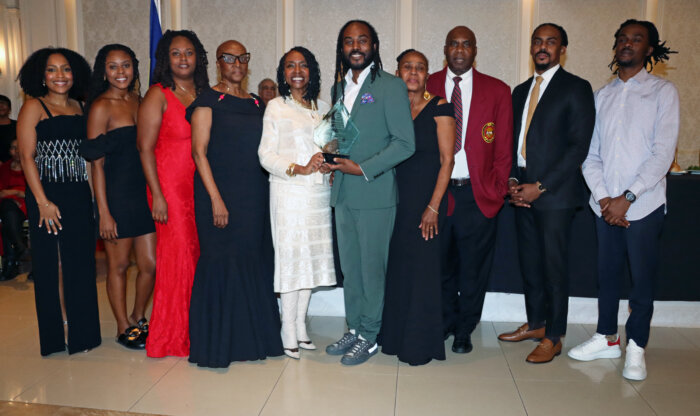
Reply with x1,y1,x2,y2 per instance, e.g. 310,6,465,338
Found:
582,69,679,221
342,65,373,181
343,65,372,113
444,67,473,178
516,64,560,168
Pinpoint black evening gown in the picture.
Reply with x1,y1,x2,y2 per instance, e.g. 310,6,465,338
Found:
185,88,283,367
381,97,453,365
80,125,155,238
26,99,101,356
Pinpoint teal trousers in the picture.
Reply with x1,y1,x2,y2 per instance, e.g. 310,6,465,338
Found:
335,203,396,343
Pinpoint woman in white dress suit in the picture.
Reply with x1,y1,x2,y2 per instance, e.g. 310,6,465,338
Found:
258,47,336,359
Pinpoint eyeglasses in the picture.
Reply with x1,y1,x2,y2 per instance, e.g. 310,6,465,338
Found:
218,53,251,64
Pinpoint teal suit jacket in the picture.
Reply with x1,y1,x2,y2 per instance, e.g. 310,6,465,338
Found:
330,69,415,209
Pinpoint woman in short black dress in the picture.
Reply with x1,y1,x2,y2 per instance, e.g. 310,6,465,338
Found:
187,40,283,367
81,44,156,350
381,49,455,365
17,48,101,355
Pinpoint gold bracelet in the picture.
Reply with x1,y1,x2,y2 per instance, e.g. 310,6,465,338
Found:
286,163,296,177
427,205,439,214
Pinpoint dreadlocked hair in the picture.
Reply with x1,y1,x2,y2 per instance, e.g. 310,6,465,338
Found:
332,20,383,104
86,44,140,112
151,30,209,93
609,19,677,74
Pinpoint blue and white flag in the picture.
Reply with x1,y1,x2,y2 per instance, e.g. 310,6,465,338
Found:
149,0,163,83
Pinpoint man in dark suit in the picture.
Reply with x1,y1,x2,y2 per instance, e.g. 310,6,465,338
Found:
497,23,595,363
426,26,513,354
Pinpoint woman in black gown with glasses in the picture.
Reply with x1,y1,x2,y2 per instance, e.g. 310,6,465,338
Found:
187,40,282,368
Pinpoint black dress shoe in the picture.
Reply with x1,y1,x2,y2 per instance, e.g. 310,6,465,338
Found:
116,326,146,350
451,336,473,354
136,318,149,335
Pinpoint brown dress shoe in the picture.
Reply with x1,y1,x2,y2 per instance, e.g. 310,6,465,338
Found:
498,323,545,342
526,338,562,364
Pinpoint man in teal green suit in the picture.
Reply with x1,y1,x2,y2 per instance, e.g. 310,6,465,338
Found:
322,20,415,366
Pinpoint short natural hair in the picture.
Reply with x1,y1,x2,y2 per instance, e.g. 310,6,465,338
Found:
533,23,568,47
396,48,428,70
0,95,10,107
18,47,91,100
258,78,276,89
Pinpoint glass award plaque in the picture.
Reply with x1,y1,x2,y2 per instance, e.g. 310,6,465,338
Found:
313,100,359,164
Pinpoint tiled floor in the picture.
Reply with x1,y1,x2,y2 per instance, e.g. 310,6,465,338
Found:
1,264,699,416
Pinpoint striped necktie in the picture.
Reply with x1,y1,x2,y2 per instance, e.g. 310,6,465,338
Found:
451,76,463,153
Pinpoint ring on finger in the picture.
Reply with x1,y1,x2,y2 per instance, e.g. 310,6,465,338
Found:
48,219,54,225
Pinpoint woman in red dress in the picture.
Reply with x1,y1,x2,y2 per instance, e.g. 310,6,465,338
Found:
137,30,208,357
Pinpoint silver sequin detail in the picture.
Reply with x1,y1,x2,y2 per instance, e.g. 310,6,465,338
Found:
35,139,88,182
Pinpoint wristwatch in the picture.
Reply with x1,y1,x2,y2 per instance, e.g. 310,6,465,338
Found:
536,181,547,193
624,190,636,203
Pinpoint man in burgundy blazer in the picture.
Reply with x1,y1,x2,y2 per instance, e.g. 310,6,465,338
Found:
426,26,513,354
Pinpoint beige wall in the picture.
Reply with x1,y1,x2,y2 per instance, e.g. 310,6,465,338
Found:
537,0,646,91
416,0,520,89
183,0,279,94
295,0,398,103
660,0,700,168
81,0,149,95
14,0,700,165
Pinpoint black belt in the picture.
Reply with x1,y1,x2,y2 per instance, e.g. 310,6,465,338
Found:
450,178,471,187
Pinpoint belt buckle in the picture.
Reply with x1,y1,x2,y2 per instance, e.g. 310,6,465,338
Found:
451,178,470,187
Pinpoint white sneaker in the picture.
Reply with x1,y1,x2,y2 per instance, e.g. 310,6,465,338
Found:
568,333,622,361
623,339,647,381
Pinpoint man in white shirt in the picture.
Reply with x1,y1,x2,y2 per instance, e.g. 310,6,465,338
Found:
323,20,415,366
425,26,513,354
569,19,679,382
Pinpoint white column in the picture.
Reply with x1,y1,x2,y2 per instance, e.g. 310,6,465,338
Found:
395,0,414,57
0,4,24,117
644,0,662,35
517,0,537,83
281,0,294,54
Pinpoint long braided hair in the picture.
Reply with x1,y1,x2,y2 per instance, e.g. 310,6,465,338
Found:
331,20,383,104
151,30,209,93
609,19,677,74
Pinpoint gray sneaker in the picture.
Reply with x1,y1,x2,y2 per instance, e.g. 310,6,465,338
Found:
340,338,378,366
326,332,358,355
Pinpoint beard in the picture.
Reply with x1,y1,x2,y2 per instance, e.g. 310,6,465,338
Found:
533,50,551,71
342,49,374,71
615,49,636,67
